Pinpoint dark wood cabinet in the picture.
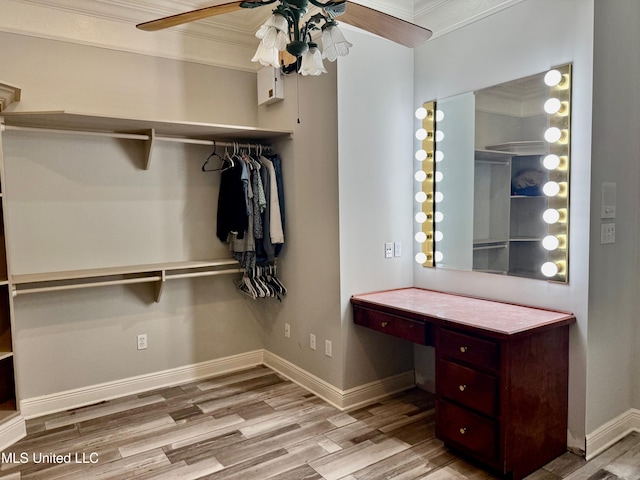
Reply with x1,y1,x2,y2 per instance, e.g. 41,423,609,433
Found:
351,287,575,480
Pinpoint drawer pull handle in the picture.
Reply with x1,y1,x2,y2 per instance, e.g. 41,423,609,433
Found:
381,322,388,327
460,346,468,353
459,384,467,392
459,427,467,435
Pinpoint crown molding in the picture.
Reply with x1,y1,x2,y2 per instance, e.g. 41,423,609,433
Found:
415,0,526,39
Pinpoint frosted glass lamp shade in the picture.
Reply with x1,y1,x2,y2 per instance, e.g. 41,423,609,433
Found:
299,45,327,76
251,42,280,68
321,24,353,62
252,13,288,68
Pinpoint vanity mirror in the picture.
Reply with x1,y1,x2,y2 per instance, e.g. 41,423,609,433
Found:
415,64,572,282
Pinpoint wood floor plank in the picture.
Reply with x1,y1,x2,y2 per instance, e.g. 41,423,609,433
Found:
44,394,166,430
309,438,410,480
0,366,631,480
564,433,640,480
118,414,245,458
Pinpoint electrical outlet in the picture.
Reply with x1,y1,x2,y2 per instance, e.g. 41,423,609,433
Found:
137,334,147,350
385,242,393,258
601,223,615,244
325,339,332,357
284,323,291,338
310,334,316,350
394,241,402,257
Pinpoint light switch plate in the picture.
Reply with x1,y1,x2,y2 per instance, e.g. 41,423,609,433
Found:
385,243,393,258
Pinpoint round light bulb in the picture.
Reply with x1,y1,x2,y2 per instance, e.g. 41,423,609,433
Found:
435,131,445,142
543,208,561,224
435,191,444,203
415,149,428,162
415,191,427,203
544,98,562,114
541,261,559,277
435,211,444,223
435,231,444,242
543,154,561,170
543,181,561,197
415,212,427,224
542,235,560,251
544,70,563,87
435,251,444,263
544,127,563,143
416,129,428,141
436,110,445,122
415,231,427,243
435,171,444,183
415,107,428,120
415,171,427,182
415,252,428,264
435,151,444,163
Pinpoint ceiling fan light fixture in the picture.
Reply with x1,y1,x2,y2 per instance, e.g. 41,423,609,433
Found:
321,22,352,62
299,42,327,76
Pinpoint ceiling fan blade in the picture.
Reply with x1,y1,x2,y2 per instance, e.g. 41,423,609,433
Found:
338,2,432,48
136,1,245,31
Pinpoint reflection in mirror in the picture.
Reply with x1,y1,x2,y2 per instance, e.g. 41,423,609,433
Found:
415,64,571,282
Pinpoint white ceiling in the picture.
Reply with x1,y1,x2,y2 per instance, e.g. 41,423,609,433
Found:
2,0,524,71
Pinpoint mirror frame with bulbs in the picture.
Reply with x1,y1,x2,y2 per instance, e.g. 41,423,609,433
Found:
414,64,572,283
414,100,436,267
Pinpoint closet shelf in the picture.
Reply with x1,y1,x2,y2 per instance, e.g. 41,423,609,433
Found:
11,259,244,302
0,111,293,169
0,82,21,113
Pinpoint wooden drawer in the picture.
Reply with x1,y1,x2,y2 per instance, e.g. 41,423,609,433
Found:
438,328,499,371
438,360,499,417
436,399,498,461
353,306,428,345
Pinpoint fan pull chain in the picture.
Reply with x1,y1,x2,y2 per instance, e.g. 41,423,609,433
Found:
296,68,301,124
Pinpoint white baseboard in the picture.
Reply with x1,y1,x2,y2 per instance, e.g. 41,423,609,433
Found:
20,349,416,420
0,414,25,452
20,350,265,419
263,350,416,411
585,408,640,460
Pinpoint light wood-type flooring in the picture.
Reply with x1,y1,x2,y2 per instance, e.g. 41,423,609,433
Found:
0,366,638,479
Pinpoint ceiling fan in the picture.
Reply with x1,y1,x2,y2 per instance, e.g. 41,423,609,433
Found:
137,1,432,75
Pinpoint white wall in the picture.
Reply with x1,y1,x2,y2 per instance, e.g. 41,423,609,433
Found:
413,0,594,448
337,30,416,390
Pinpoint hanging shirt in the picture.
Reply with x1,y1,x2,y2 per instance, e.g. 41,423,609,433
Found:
260,156,284,245
216,161,248,242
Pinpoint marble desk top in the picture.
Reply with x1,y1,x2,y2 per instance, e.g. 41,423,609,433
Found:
351,288,575,336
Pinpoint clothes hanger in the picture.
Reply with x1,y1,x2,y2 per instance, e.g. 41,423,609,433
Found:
202,140,231,172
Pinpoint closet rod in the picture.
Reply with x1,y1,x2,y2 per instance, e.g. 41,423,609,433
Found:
3,125,272,148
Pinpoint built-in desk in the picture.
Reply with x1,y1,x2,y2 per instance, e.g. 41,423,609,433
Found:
351,288,576,480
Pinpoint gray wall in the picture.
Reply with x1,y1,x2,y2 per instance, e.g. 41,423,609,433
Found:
588,0,640,434
0,32,264,400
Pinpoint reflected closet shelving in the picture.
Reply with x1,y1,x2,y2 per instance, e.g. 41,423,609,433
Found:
473,146,548,279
